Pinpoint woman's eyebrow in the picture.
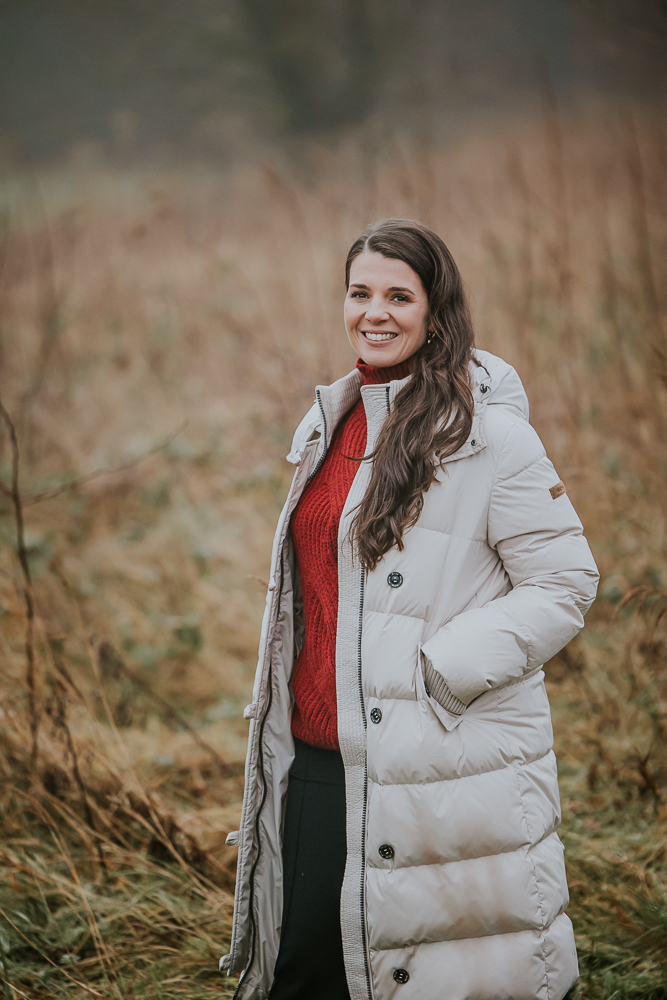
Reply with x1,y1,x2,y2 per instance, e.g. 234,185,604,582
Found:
349,283,415,293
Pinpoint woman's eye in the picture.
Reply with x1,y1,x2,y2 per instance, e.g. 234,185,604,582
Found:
350,291,368,299
392,294,409,302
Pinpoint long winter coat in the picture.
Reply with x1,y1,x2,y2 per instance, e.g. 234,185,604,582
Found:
221,349,599,1000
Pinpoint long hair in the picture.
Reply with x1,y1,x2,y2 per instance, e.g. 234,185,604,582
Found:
346,219,476,571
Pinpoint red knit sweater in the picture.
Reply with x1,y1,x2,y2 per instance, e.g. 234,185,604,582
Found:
290,357,412,750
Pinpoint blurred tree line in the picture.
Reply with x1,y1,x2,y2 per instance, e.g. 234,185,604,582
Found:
0,0,666,163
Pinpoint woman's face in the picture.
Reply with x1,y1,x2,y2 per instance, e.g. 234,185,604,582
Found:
344,252,430,367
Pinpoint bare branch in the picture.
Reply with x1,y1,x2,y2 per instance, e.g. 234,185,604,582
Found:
0,395,39,764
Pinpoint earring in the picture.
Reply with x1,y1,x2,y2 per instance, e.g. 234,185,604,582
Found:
426,330,434,345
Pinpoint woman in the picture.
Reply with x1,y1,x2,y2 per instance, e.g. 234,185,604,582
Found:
221,219,598,1000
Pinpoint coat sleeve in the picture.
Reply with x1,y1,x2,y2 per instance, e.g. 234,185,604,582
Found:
419,417,599,713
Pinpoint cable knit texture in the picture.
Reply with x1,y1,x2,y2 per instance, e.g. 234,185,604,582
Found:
290,357,412,749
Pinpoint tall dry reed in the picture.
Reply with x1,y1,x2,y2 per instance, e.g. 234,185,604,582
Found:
0,104,666,997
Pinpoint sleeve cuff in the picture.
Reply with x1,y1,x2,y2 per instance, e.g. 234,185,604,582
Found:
422,657,467,715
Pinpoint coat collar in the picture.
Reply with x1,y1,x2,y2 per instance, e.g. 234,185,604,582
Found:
287,350,503,468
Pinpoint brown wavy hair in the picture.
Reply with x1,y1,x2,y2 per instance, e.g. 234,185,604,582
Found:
347,219,476,571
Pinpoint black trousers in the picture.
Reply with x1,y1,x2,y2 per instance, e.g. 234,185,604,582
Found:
268,738,352,1000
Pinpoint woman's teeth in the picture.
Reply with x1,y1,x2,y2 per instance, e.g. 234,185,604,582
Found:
363,331,398,341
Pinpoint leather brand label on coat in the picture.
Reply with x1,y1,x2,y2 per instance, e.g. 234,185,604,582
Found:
550,481,567,500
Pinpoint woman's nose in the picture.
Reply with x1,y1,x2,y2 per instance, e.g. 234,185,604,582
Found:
364,298,389,323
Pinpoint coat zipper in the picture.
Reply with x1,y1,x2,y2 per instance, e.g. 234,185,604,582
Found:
352,386,387,1000
232,666,274,999
357,565,373,1000
305,388,328,487
232,555,284,999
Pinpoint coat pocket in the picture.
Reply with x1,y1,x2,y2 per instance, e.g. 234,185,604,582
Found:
414,643,466,733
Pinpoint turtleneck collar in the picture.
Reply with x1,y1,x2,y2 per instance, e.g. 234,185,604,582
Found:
356,357,413,386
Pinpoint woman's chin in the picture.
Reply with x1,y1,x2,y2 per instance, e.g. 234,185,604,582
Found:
360,339,403,367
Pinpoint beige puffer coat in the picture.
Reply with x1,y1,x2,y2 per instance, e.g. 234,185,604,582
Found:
221,349,599,1000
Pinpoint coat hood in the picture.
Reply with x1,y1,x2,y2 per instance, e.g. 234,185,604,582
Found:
473,348,530,420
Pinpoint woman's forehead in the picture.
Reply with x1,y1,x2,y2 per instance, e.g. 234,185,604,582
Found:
348,252,423,291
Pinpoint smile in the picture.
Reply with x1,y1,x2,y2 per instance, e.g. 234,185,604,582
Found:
362,331,399,342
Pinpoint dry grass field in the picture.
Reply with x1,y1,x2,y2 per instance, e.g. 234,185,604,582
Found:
1,103,667,998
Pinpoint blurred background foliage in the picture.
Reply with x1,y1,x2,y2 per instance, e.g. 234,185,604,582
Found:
0,2,667,998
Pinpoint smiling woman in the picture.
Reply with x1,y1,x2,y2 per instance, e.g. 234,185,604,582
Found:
344,220,478,572
221,218,599,1000
344,253,430,363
